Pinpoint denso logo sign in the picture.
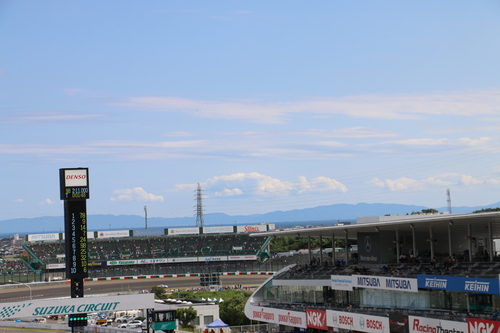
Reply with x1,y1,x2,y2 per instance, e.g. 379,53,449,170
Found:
306,309,326,330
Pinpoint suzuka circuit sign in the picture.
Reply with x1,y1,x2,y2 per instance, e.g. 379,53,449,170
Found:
0,294,154,319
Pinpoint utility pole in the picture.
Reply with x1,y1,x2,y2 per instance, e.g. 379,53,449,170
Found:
144,205,148,229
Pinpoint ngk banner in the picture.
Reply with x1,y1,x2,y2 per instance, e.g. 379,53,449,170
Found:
327,310,389,333
306,309,327,330
468,318,500,333
409,316,467,333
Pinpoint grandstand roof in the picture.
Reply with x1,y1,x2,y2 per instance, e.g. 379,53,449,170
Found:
251,211,500,239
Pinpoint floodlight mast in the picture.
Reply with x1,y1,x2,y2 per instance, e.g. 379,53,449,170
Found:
196,183,204,228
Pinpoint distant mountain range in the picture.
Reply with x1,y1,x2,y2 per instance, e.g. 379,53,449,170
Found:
1,201,499,236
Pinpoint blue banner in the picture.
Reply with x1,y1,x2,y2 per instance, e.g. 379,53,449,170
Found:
417,274,500,294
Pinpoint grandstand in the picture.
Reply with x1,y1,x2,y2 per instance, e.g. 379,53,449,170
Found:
5,223,274,283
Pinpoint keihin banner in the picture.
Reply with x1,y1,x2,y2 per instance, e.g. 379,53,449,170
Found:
0,294,154,320
418,275,500,294
409,316,467,333
354,275,418,292
327,310,389,333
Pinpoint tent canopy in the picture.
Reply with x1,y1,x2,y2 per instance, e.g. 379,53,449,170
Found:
207,319,229,328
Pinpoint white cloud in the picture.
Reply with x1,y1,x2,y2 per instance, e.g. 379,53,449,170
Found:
371,173,499,192
110,187,164,202
14,199,23,203
214,188,244,196
113,89,500,124
183,172,348,197
38,198,56,205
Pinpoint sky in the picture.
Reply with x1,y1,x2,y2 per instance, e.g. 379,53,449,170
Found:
1,1,500,222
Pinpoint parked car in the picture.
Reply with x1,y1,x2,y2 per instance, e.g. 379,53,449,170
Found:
118,320,142,329
115,315,135,323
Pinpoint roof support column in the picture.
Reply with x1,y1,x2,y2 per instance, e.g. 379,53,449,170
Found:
344,229,349,266
410,224,416,259
396,229,400,263
468,224,473,262
319,235,323,264
429,227,434,260
448,221,453,258
332,233,336,262
489,221,494,261
308,236,312,264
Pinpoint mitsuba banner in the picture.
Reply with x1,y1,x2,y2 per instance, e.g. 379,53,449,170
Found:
355,275,418,292
358,232,380,264
468,318,500,333
389,313,408,333
168,227,200,235
27,233,60,242
306,309,327,330
331,275,354,291
327,310,389,333
409,316,467,333
0,294,154,320
246,305,306,328
236,225,267,233
418,275,500,294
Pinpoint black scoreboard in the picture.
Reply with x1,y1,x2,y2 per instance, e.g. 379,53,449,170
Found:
59,168,90,200
60,168,89,279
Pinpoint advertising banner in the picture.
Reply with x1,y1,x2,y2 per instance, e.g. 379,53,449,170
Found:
246,305,306,328
358,232,380,264
409,316,467,333
227,255,257,261
418,275,500,294
198,256,228,262
107,260,137,266
46,263,65,269
468,318,500,333
331,275,354,291
168,257,198,263
168,227,200,235
203,226,234,234
354,275,418,292
306,309,327,330
236,225,268,233
97,230,130,239
0,293,154,320
389,313,409,333
327,310,389,333
27,233,60,242
138,258,169,264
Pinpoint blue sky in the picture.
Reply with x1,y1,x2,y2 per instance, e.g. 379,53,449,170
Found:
1,1,500,221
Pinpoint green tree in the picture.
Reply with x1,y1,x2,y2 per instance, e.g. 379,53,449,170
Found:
176,307,198,328
150,286,167,299
219,293,251,326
